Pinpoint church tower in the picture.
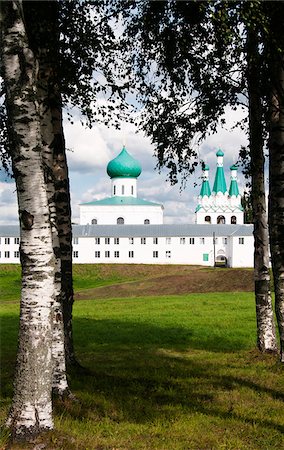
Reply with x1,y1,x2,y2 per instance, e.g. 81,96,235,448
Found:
79,146,164,225
195,149,244,224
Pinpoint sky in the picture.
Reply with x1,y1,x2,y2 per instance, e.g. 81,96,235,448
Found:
0,106,248,226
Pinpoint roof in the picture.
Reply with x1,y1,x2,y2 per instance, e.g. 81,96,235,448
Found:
212,167,227,194
216,149,224,157
0,224,253,238
199,180,211,197
106,146,142,179
74,224,253,237
80,196,162,207
229,180,240,197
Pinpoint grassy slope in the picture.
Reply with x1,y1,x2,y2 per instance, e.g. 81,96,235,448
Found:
0,265,283,449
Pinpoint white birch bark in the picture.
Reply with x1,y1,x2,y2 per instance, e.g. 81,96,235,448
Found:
247,29,277,353
269,56,284,362
1,1,54,437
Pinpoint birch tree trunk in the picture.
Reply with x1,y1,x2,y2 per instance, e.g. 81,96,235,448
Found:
247,29,277,353
268,21,284,362
25,0,71,394
1,1,54,437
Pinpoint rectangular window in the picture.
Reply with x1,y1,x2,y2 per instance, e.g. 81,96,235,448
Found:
114,251,119,258
0,251,1,258
5,238,10,245
114,238,119,245
141,237,146,244
203,253,209,262
189,238,195,245
129,237,134,244
105,251,110,258
14,251,19,258
105,237,110,245
14,237,20,245
223,237,227,245
95,237,100,245
153,237,158,244
129,251,134,258
200,238,205,245
166,237,171,245
73,251,78,258
166,250,171,258
180,238,185,244
239,237,244,244
95,251,100,258
153,251,158,258
5,251,10,258
73,237,78,245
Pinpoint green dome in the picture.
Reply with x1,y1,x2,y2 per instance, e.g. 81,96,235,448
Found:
107,146,142,179
230,164,238,171
216,149,224,157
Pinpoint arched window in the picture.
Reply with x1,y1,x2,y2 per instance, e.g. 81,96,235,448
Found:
91,218,97,225
122,185,125,195
113,185,116,195
144,219,150,224
117,217,124,224
217,215,226,224
231,216,237,224
205,216,211,224
131,186,134,195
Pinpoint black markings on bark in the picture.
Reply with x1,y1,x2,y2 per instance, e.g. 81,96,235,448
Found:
20,210,34,229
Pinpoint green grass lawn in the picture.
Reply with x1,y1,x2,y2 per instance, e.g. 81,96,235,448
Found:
0,266,283,449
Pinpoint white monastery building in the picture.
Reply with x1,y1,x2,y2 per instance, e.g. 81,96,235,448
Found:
0,147,254,267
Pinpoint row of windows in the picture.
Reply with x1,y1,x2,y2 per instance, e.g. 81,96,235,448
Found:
90,218,151,225
0,251,19,258
74,237,245,245
205,215,237,224
0,237,19,245
73,250,212,260
113,185,134,196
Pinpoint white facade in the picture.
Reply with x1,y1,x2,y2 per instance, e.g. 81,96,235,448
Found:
80,204,164,226
0,224,254,268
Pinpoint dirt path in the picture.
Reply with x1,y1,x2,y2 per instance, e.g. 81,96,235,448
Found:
75,267,254,300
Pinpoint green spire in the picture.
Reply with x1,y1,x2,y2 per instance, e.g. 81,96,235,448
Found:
229,165,240,196
107,146,142,179
212,149,227,194
199,165,211,197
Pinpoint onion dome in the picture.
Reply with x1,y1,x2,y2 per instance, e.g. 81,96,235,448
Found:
107,146,142,179
216,149,224,157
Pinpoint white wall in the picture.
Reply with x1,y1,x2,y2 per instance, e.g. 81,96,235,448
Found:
80,204,164,225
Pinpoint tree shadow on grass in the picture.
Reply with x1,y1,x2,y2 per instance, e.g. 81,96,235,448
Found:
2,314,284,444
59,317,284,437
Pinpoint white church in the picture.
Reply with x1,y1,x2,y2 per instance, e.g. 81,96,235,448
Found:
0,146,254,267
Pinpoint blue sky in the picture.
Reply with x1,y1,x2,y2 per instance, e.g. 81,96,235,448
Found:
0,106,248,226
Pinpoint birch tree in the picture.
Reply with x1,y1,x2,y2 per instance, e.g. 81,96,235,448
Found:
1,1,55,437
266,3,284,361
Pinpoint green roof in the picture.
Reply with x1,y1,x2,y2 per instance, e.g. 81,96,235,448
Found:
230,164,238,171
107,146,142,179
212,167,227,194
229,180,240,197
200,180,211,197
81,196,161,207
216,149,224,157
